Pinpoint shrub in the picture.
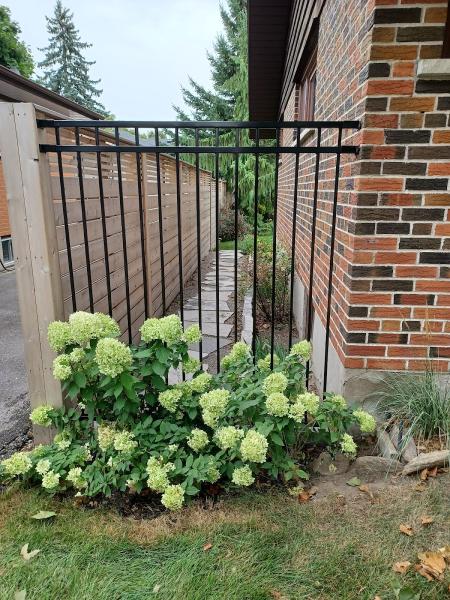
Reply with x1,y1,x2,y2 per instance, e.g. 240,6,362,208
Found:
218,208,247,242
254,239,291,324
1,313,375,510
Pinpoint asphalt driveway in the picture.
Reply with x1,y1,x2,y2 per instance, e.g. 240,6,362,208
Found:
0,270,30,457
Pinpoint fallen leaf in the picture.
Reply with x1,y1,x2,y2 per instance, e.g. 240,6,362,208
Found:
297,490,312,503
399,524,414,537
420,468,428,481
374,596,382,600
427,466,438,478
359,484,370,493
417,551,446,580
420,515,434,526
203,543,213,552
270,591,283,600
346,477,361,487
14,592,26,600
415,563,435,582
393,561,412,574
414,482,427,492
153,584,161,593
439,546,450,559
31,511,56,520
20,544,40,561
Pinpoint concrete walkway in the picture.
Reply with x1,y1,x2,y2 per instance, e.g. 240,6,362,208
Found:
0,271,30,457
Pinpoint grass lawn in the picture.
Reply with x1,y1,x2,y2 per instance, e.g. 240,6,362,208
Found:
0,477,449,599
219,234,273,252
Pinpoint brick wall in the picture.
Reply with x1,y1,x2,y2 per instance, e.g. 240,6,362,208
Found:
278,0,450,395
0,159,11,237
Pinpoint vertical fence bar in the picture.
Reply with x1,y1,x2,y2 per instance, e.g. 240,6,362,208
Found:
323,127,343,395
95,127,113,316
288,127,301,349
270,128,280,367
234,129,239,344
252,128,260,359
195,128,203,363
55,127,76,312
215,128,221,370
75,126,94,312
115,127,132,343
155,128,166,316
306,128,322,385
135,127,149,318
175,127,184,327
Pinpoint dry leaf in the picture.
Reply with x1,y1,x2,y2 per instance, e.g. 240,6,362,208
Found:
420,515,434,526
20,544,40,561
428,466,438,478
298,491,312,503
203,543,213,552
439,546,450,559
399,524,414,536
359,484,370,493
420,468,429,481
415,563,435,582
417,551,446,580
414,482,427,492
393,561,411,574
374,596,382,600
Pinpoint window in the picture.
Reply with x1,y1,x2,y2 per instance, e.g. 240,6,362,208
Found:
295,47,317,121
1,236,13,265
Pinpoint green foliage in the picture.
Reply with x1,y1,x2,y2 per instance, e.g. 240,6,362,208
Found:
374,367,450,445
0,5,34,77
38,0,106,115
253,238,291,324
218,208,247,242
1,313,374,510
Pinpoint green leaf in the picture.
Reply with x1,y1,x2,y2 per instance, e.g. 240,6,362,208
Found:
152,361,166,377
346,477,361,487
135,348,152,358
74,372,87,388
31,510,57,520
156,347,171,364
270,432,284,446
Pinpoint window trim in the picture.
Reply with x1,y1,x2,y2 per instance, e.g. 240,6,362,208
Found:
1,236,14,265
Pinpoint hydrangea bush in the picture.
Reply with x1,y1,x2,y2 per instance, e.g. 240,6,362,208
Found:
0,312,376,510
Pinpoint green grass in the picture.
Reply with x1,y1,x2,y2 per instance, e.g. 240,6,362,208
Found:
219,234,273,252
1,478,449,599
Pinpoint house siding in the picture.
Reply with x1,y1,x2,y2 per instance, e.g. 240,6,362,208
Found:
278,0,450,395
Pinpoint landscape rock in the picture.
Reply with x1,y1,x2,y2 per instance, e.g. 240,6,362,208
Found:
377,428,398,460
402,450,450,476
389,424,418,463
312,451,350,476
349,456,403,482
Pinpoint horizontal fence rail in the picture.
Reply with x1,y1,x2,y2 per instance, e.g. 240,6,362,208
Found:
38,119,360,393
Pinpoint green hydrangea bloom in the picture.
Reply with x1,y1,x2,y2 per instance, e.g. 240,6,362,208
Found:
30,405,53,427
240,430,268,463
53,354,72,381
330,394,347,409
53,432,71,450
35,459,51,475
113,431,138,453
1,452,32,476
206,460,220,483
158,388,183,413
69,347,85,365
289,340,311,361
183,356,201,374
42,470,60,490
68,311,99,346
183,324,202,344
257,353,280,371
288,398,306,423
47,320,72,352
214,426,244,450
139,318,160,343
265,392,289,417
146,456,174,492
167,444,179,454
97,424,116,452
353,409,376,433
94,313,120,338
340,433,357,456
199,389,230,428
188,372,212,394
67,467,86,489
232,465,254,487
161,484,185,510
262,372,288,396
221,341,251,370
95,338,132,378
187,428,209,452
298,392,320,417
159,315,183,345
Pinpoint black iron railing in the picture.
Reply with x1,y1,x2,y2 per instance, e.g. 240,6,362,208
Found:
38,119,360,392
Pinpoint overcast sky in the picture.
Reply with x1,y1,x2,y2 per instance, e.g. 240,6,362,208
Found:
5,0,223,119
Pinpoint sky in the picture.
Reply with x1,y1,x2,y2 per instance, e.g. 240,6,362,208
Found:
5,0,223,119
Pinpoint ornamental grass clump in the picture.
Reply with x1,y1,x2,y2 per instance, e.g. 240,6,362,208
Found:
1,312,376,511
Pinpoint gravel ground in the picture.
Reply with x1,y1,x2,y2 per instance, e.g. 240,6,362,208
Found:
0,270,30,458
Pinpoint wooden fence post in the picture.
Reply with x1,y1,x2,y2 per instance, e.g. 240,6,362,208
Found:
0,103,64,442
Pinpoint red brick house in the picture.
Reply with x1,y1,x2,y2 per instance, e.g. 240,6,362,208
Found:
248,0,450,400
0,65,100,266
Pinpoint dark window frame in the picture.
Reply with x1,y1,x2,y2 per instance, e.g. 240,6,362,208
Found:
294,20,319,123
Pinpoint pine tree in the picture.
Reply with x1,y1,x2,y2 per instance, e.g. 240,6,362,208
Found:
0,5,34,77
38,1,106,115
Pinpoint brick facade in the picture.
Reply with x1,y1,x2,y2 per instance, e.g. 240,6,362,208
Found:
278,0,450,395
0,159,11,237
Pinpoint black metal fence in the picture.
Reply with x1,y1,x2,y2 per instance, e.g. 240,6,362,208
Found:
38,119,359,391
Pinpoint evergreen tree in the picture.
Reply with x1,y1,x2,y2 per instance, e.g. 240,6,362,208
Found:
0,5,34,77
38,1,106,115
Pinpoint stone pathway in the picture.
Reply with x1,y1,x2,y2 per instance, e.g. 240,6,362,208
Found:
169,250,241,381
